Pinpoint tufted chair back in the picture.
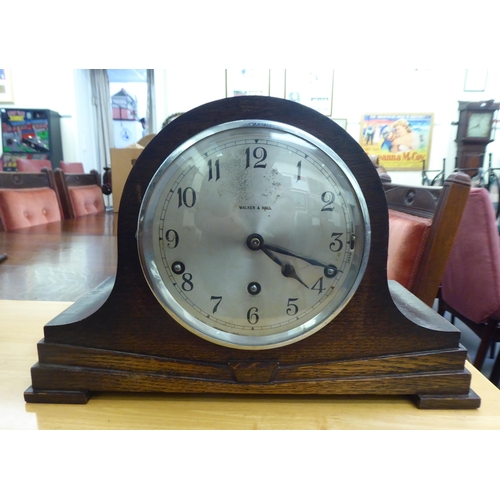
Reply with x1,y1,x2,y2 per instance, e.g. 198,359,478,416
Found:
54,168,105,219
0,170,62,231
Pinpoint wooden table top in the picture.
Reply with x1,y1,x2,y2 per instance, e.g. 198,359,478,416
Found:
0,212,117,301
2,299,500,430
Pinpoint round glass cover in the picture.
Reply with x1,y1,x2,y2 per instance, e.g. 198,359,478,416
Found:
137,120,370,349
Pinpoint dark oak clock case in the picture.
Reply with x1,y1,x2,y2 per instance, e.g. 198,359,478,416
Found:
24,96,479,409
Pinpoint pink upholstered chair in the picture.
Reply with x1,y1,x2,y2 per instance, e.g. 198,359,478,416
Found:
60,161,84,174
384,172,471,307
438,187,500,382
0,170,62,231
54,168,105,219
16,159,52,173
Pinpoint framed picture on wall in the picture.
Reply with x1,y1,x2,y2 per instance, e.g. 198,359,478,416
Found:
284,70,334,116
225,69,270,97
0,69,14,103
360,113,434,171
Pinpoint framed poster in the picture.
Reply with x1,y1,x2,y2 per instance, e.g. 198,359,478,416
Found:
285,70,333,116
360,113,434,170
0,69,14,103
225,69,270,97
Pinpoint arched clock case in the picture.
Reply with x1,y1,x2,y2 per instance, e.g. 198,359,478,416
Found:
24,96,479,409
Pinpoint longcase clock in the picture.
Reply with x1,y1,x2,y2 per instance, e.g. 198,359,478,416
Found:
455,100,500,177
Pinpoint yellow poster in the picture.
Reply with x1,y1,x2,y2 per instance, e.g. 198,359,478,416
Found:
360,113,434,170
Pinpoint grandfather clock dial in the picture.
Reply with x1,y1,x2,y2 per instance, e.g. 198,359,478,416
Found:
466,112,494,139
137,121,370,349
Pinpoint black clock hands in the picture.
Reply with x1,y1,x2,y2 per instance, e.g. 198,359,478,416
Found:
261,242,339,278
246,234,338,279
247,234,309,288
246,233,339,285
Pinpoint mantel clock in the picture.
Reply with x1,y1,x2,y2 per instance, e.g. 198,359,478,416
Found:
24,96,479,409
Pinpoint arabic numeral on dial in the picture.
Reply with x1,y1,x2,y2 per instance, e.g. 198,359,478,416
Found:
207,159,220,181
165,229,179,248
181,273,194,292
210,295,222,313
245,147,267,169
321,191,335,211
247,307,259,324
286,298,299,316
296,160,301,182
311,277,325,295
330,232,344,252
177,187,196,208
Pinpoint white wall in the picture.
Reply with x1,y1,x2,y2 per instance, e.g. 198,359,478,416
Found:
334,68,500,184
4,68,500,185
156,68,500,185
72,70,100,172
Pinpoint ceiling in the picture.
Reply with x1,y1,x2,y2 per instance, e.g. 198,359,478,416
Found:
107,69,147,83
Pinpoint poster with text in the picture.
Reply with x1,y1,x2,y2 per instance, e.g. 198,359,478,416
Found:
360,113,434,170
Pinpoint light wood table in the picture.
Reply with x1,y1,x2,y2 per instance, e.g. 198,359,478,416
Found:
2,299,500,430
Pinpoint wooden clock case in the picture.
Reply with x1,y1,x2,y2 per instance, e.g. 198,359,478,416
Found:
24,96,479,409
455,100,500,175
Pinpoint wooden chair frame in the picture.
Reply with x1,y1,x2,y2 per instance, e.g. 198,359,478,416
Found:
383,172,471,307
54,168,102,219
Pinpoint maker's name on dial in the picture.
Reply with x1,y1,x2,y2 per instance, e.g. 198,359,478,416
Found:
239,205,272,211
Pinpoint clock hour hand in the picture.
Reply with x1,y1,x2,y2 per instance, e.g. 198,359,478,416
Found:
261,247,310,288
261,242,339,278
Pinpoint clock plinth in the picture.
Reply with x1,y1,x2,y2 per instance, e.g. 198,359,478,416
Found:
24,277,480,409
24,96,479,409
